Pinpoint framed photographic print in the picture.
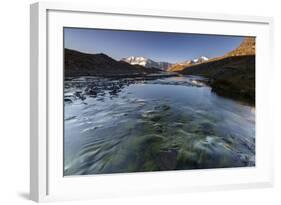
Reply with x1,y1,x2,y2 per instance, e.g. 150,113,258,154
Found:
30,2,274,202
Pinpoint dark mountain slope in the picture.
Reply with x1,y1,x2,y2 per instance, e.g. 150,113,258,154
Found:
64,49,160,77
179,37,255,104
180,55,255,104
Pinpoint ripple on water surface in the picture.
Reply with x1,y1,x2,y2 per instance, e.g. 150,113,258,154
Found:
64,76,255,176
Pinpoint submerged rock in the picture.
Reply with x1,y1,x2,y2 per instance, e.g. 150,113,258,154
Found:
64,76,255,175
156,149,178,170
64,98,72,103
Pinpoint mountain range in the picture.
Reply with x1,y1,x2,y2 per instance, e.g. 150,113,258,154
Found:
122,56,209,71
121,56,172,71
64,36,255,104
167,56,209,72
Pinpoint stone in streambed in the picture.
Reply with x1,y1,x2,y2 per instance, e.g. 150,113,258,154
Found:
156,149,178,170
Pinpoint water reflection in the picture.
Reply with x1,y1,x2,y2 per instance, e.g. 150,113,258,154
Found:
64,76,255,176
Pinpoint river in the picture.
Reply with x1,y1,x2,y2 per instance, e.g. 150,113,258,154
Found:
64,76,255,176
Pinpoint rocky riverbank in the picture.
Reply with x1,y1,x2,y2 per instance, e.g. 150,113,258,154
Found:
174,37,256,105
179,55,255,105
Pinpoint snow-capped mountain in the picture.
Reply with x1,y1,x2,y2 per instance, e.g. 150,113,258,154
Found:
178,60,192,65
176,56,209,66
121,56,172,71
190,56,209,64
167,56,209,72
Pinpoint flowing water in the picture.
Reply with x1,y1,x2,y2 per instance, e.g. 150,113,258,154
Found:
64,76,255,176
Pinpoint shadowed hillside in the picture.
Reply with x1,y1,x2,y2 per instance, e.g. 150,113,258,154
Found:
178,37,256,105
64,49,161,77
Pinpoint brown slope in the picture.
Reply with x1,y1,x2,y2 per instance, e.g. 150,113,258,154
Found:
225,37,255,57
167,64,188,72
168,37,255,72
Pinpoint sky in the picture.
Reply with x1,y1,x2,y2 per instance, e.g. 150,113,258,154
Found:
64,27,244,63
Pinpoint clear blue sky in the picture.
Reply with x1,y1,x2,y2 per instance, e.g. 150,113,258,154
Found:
64,27,244,63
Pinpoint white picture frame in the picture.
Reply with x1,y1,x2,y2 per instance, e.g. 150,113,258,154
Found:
30,1,274,202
